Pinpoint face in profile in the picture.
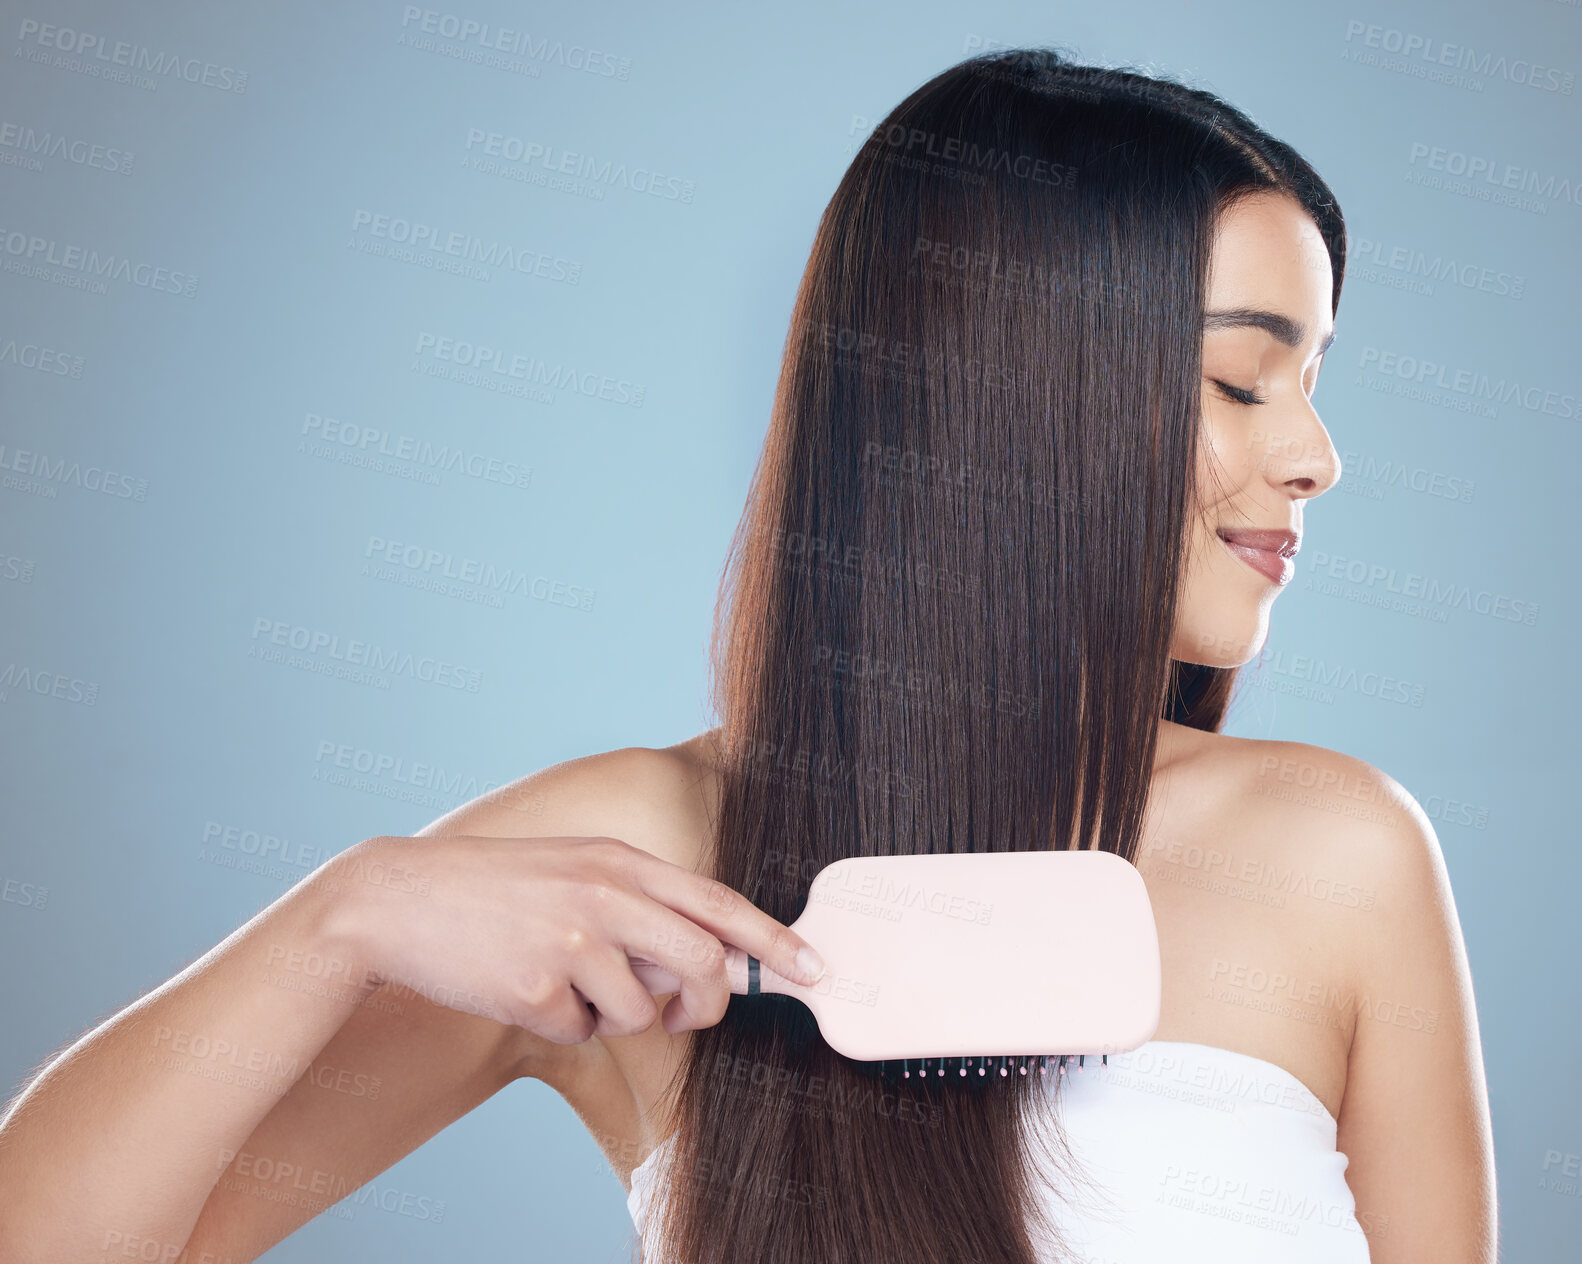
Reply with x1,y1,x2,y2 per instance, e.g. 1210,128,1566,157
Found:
1171,190,1343,668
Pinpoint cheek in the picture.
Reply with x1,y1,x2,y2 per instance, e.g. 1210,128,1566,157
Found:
1197,404,1255,490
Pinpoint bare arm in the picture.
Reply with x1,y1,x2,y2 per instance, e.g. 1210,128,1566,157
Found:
1333,762,1497,1261
0,741,805,1263
0,856,380,1261
180,744,714,1258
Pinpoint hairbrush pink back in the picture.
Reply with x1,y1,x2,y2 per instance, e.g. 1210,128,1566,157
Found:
629,849,1161,1065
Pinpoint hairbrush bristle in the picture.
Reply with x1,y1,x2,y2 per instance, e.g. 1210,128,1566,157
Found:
875,1053,1109,1082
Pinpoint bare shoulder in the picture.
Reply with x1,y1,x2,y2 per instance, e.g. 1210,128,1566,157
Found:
1227,732,1446,885
420,730,721,875
1191,733,1494,1254
1180,726,1468,1030
1167,724,1444,881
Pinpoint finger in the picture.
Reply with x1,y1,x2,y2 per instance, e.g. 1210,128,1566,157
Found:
660,973,731,1035
567,948,662,1039
618,906,734,1034
621,851,826,986
518,978,599,1045
620,907,738,994
509,968,594,1050
628,960,683,994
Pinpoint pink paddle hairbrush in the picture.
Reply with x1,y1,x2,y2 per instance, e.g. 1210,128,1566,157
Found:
628,850,1161,1079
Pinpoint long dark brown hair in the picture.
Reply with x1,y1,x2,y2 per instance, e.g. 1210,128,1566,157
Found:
644,46,1346,1263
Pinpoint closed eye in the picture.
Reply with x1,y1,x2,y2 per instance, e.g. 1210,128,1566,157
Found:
1211,379,1266,406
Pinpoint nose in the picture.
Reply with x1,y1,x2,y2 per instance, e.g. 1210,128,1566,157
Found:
1256,398,1342,500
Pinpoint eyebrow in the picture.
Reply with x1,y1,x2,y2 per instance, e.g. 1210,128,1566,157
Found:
1204,307,1336,357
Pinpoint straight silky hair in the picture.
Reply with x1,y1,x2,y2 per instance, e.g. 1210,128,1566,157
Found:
643,46,1347,1263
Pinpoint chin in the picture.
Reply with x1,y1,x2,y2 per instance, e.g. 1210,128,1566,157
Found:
1173,617,1269,668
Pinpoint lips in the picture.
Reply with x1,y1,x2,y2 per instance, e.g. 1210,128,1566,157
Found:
1216,527,1300,586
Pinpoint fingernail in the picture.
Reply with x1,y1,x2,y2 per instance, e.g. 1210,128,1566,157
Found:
796,947,826,984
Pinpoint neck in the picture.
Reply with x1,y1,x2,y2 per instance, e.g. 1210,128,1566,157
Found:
1063,716,1192,851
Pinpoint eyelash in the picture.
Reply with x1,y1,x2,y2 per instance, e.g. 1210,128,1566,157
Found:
1211,379,1266,407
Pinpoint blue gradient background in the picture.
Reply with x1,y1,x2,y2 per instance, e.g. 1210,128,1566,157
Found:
1,1,1576,1259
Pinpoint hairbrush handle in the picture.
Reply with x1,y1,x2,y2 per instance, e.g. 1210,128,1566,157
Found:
628,945,777,997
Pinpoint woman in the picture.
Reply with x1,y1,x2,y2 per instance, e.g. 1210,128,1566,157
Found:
0,47,1494,1263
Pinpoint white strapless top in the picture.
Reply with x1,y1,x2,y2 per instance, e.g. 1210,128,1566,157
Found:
625,1040,1371,1262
